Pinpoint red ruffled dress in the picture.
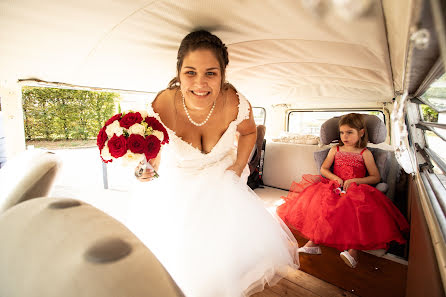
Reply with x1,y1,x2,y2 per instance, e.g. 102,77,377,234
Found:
277,146,409,251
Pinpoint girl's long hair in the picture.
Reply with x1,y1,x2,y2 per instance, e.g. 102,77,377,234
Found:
338,113,368,148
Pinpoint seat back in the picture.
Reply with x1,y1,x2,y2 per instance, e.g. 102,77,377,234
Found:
314,115,391,192
0,149,61,213
248,125,266,173
0,197,185,297
247,125,266,189
263,142,320,190
319,114,387,146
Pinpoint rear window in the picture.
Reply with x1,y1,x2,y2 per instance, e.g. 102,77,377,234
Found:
287,111,385,136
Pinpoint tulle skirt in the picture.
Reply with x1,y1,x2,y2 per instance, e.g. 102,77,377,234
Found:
277,175,409,251
125,155,298,297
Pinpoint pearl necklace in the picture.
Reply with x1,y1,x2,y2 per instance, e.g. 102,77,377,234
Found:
182,94,216,127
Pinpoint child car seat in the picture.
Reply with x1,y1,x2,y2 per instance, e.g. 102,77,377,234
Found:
314,115,391,193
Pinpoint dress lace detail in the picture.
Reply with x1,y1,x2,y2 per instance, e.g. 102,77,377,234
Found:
333,151,367,182
127,89,297,297
234,92,251,125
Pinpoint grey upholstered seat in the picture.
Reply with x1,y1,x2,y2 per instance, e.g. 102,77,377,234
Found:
0,149,61,213
0,197,185,297
249,125,266,174
314,115,391,193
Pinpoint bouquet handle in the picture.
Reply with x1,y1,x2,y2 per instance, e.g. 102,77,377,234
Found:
135,158,159,178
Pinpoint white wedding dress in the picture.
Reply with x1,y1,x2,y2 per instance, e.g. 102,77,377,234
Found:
126,93,298,297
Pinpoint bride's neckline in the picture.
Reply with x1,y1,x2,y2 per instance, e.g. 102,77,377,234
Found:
151,91,243,155
173,120,237,155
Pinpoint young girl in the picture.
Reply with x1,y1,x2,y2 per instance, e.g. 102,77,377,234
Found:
277,113,409,268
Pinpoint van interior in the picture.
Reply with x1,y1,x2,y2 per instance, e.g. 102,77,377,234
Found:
0,0,445,296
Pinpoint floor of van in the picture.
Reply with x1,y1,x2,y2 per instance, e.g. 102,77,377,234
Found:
252,268,358,297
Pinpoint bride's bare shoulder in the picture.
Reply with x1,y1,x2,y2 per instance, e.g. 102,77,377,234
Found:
225,84,251,104
152,88,175,111
152,88,177,124
224,85,243,117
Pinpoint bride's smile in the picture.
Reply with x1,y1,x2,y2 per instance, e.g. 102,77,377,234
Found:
180,48,222,112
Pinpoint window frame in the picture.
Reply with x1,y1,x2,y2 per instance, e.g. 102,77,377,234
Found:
286,109,387,135
252,106,266,126
409,59,446,245
411,61,446,177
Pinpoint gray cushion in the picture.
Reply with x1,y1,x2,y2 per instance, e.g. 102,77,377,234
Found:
368,147,391,181
314,149,330,174
0,150,61,213
320,115,386,145
0,197,185,297
249,125,266,173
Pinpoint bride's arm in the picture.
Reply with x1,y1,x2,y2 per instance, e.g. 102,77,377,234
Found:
227,102,257,176
136,89,172,182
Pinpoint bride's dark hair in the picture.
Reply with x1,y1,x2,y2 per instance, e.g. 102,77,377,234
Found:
168,30,229,89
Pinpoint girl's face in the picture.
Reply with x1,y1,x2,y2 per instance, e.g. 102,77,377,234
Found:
339,124,364,147
179,48,222,110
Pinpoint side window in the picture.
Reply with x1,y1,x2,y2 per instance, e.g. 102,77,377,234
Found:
417,73,446,182
252,107,266,125
287,111,385,136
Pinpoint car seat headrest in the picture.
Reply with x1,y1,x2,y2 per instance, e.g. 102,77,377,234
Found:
319,114,386,145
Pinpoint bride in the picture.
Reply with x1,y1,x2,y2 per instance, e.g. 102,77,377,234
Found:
126,30,298,297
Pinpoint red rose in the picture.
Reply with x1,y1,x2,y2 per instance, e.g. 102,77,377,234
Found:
145,116,169,144
96,126,108,150
144,134,161,160
108,135,127,158
127,134,146,154
120,112,143,129
105,113,122,126
145,116,158,128
156,123,169,144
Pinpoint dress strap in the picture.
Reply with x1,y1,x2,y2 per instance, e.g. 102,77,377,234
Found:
336,145,340,152
360,148,367,155
234,92,251,125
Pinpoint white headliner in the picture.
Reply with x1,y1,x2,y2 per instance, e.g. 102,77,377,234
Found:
0,0,412,108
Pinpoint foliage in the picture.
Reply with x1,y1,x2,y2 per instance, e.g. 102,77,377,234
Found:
420,104,438,122
420,73,446,114
22,87,119,140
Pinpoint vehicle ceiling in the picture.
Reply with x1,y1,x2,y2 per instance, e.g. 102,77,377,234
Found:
0,0,414,108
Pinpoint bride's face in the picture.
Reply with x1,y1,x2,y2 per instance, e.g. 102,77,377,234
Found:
179,48,222,110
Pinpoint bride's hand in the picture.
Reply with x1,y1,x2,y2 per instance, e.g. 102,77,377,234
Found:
135,160,157,182
226,163,244,177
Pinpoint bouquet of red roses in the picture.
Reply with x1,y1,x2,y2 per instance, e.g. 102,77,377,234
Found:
96,111,169,178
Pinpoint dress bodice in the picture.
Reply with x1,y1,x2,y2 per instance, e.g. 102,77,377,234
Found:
333,147,367,181
148,91,251,171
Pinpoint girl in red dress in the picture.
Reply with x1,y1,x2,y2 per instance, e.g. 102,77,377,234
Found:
277,113,409,268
